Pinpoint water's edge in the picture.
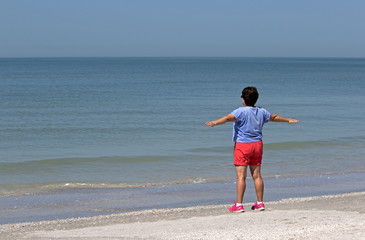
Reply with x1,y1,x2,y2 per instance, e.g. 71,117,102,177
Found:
1,171,364,225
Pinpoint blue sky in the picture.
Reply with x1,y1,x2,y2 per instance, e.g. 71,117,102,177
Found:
1,0,364,57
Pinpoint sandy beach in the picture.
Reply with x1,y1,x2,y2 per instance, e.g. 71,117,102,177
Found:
1,191,364,240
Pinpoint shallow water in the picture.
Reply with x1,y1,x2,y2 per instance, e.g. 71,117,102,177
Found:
1,171,365,224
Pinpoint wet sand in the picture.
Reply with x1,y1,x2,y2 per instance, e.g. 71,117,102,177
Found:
1,191,364,240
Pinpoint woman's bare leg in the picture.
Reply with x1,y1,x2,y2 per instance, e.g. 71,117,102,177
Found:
250,165,264,202
235,165,248,203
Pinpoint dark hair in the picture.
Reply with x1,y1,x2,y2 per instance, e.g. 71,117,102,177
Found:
241,86,259,106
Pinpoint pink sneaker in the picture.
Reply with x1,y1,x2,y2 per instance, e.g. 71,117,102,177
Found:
251,201,265,211
229,202,244,212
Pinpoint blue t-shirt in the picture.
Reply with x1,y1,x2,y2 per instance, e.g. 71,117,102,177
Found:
231,107,271,143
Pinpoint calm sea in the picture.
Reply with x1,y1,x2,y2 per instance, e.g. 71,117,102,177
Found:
1,57,364,223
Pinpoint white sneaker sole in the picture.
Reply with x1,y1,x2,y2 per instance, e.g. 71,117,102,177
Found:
229,210,245,213
252,208,265,211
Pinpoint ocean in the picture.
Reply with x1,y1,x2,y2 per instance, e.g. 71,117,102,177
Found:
1,57,364,223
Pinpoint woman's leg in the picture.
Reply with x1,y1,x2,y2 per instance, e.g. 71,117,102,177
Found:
249,165,264,202
235,165,248,203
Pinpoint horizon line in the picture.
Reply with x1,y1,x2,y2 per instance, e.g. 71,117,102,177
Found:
1,56,365,59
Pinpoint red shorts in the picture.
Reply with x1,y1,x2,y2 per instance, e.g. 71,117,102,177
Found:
234,141,263,166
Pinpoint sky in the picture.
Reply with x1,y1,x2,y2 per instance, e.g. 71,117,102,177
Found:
1,0,365,58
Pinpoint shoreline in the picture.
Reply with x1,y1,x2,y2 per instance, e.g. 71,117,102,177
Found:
1,171,365,225
1,191,364,239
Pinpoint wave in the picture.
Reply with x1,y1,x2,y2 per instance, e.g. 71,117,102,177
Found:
188,146,233,154
1,137,360,176
1,137,363,196
0,156,170,174
264,136,365,150
0,177,214,197
2,169,365,197
263,141,335,150
189,139,353,153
